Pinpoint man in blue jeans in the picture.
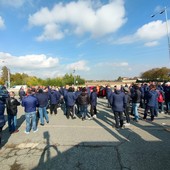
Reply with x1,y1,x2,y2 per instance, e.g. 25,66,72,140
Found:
36,88,49,126
22,89,38,134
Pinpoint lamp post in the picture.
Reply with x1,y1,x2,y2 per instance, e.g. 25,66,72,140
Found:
151,6,170,62
73,69,76,86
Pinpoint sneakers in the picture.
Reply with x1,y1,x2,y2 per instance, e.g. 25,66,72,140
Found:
124,123,130,127
24,131,30,135
40,123,44,126
33,128,38,133
93,115,97,118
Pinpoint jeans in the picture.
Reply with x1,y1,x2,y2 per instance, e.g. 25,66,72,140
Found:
80,105,88,118
38,107,49,125
8,114,17,132
132,103,140,120
158,102,164,112
25,111,37,132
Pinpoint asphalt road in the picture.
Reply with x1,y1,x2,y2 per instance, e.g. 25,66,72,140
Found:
0,98,170,170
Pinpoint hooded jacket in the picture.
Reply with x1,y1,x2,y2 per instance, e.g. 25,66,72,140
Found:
110,90,126,112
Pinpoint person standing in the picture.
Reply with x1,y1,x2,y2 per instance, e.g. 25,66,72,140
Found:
49,87,61,115
6,91,20,134
36,89,49,126
22,89,38,134
131,84,141,122
77,87,90,120
110,85,126,129
18,86,26,102
90,87,98,118
123,87,131,126
65,87,77,119
0,85,8,145
106,85,112,108
143,84,159,121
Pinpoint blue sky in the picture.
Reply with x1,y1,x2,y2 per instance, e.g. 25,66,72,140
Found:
0,0,170,80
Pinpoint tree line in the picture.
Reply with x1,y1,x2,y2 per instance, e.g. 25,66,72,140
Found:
0,66,85,87
140,67,170,81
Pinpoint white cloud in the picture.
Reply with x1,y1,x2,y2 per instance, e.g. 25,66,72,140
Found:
136,20,167,41
0,52,91,78
115,20,169,45
0,16,5,29
36,23,64,41
28,0,127,41
144,41,159,47
0,52,60,78
0,0,25,8
96,61,129,67
66,60,90,71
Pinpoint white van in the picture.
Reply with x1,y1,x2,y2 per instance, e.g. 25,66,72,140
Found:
8,85,27,94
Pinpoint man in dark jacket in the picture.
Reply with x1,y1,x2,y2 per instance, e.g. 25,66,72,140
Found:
49,87,61,115
131,84,141,122
22,89,38,134
90,87,98,118
65,87,77,119
110,85,126,129
106,85,112,108
36,89,49,126
77,87,90,120
6,91,20,134
143,84,159,121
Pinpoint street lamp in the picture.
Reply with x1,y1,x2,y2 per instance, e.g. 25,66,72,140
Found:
73,69,76,86
151,6,170,63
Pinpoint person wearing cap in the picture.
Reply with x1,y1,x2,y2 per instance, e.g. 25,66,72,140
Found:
110,85,126,129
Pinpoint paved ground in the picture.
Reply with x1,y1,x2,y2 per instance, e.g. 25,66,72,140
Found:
0,98,170,170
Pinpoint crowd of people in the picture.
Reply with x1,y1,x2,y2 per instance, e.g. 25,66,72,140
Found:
0,81,170,145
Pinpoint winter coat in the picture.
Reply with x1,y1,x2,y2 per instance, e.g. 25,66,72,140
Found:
49,90,61,105
147,90,159,107
22,95,38,113
6,97,20,115
18,89,26,100
77,92,90,105
110,90,126,112
65,92,77,106
90,91,97,106
131,89,141,103
36,92,49,107
106,87,112,99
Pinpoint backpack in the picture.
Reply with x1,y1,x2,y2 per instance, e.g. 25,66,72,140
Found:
157,91,164,103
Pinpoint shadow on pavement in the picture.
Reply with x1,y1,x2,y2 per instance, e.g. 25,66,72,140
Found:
1,114,25,148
